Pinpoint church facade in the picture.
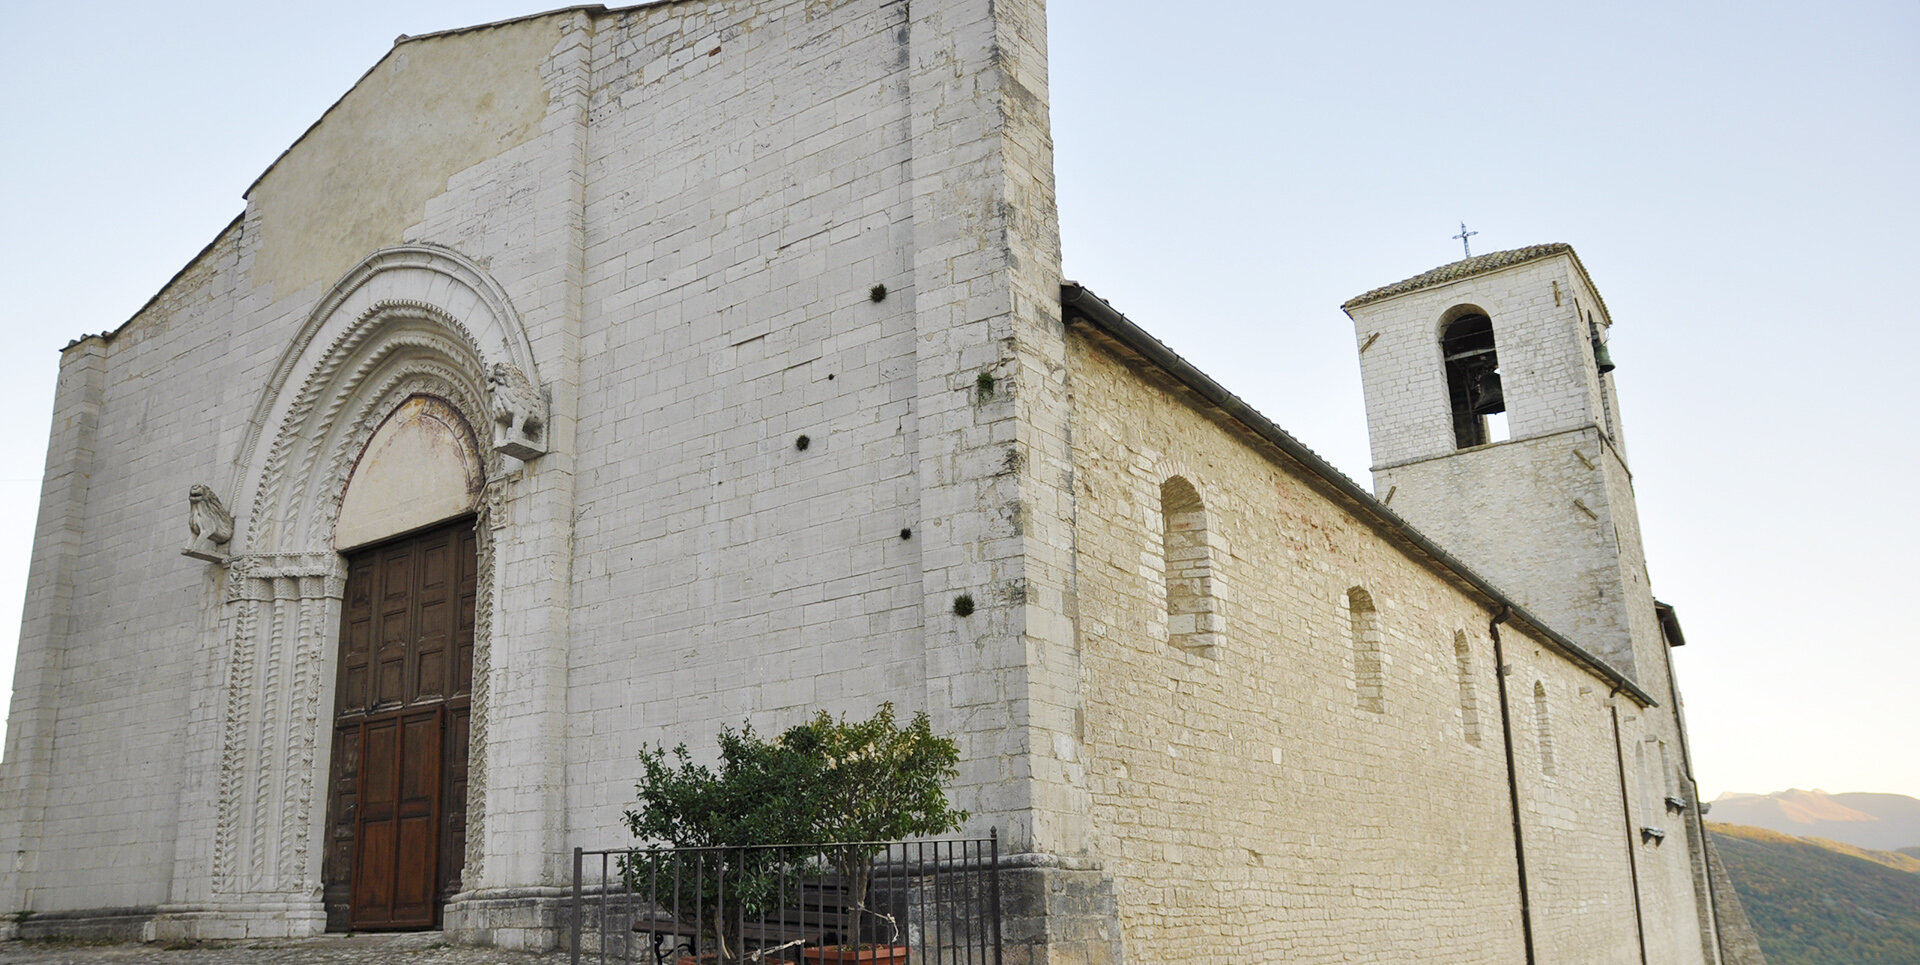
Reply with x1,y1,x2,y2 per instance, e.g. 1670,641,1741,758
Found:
0,2,1755,961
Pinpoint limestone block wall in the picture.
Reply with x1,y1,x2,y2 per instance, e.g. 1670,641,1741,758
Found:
9,0,1076,937
560,0,1079,866
562,0,932,844
0,224,249,915
1503,640,1665,962
1618,705,1720,964
1375,428,1636,674
1065,328,1696,963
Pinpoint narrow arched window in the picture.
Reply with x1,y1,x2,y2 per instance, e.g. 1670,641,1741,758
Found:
1455,631,1480,744
1348,587,1383,712
1161,476,1219,655
1533,681,1556,776
1441,312,1507,448
1636,742,1654,824
1659,740,1677,809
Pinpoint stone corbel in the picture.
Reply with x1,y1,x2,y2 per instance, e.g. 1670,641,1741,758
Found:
183,484,235,563
486,362,548,462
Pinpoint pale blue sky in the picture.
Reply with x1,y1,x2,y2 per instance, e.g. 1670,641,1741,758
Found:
1,1,1914,799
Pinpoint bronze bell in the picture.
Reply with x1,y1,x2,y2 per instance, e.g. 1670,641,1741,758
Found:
1592,337,1617,374
1470,367,1506,415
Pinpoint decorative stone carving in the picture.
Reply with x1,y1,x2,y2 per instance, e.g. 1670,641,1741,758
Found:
487,362,548,461
183,484,235,563
212,553,348,898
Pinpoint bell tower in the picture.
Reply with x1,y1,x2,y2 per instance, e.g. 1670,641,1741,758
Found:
1342,243,1659,683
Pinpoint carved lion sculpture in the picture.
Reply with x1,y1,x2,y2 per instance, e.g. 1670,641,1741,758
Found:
183,483,234,563
487,362,548,461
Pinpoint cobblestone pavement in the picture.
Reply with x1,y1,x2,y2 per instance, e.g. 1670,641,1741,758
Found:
0,933,575,965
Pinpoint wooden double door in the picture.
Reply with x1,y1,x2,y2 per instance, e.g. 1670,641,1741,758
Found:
323,520,477,930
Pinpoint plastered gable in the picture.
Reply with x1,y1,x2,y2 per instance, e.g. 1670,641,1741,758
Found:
247,18,562,300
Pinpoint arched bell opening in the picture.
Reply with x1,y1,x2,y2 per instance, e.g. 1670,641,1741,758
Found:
1440,309,1507,448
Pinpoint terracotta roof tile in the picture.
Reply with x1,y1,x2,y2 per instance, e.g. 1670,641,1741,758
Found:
1341,243,1573,310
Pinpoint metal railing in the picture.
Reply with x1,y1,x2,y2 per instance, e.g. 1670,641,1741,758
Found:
570,833,1001,965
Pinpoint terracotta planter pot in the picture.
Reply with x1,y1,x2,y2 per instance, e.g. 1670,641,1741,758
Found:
802,946,911,964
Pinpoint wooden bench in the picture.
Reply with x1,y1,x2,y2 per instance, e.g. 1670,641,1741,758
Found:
635,879,861,965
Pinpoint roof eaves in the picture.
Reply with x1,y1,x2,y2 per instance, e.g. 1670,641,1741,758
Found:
1655,600,1687,648
1340,243,1573,312
68,213,248,351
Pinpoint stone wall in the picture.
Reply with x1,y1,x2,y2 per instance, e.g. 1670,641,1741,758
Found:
1064,325,1697,963
0,220,248,917
1345,249,1720,959
1,1,1728,959
1,0,1075,946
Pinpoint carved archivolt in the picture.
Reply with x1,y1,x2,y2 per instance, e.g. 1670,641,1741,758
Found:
229,245,540,515
250,304,495,553
210,246,532,900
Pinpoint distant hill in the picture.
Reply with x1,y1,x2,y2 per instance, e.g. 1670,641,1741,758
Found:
1710,789,1920,851
1709,822,1920,965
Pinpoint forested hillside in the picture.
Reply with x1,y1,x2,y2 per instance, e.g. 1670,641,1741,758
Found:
1710,823,1920,965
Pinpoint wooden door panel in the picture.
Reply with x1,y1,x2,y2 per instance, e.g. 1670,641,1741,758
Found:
340,568,375,715
376,546,412,707
350,715,401,928
440,705,470,900
453,529,476,697
413,535,453,703
323,727,360,930
350,708,443,930
356,820,396,912
326,517,475,931
392,709,444,925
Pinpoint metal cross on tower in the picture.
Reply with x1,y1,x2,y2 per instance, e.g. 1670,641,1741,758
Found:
1453,222,1478,259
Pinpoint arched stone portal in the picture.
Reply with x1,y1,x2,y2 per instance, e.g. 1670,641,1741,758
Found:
157,246,544,940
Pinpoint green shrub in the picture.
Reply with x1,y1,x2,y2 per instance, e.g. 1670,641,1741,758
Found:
624,703,966,960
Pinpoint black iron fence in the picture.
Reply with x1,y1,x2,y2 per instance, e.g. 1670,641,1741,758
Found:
570,833,1002,965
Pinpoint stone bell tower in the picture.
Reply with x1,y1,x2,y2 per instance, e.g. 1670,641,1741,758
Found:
1341,243,1662,684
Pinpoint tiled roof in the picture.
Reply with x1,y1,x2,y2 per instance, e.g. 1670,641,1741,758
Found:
1341,243,1573,310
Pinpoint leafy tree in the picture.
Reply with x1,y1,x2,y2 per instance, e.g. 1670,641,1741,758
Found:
624,704,967,960
777,703,967,942
623,724,818,963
